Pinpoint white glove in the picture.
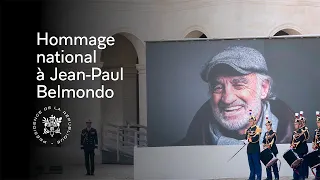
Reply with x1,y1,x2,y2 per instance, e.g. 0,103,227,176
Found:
242,139,249,145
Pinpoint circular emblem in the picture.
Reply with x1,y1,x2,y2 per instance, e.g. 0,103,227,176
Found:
33,106,72,146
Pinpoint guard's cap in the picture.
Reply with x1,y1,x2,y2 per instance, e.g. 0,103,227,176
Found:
86,119,92,123
201,46,269,82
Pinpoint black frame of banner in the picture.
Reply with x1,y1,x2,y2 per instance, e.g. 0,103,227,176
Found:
146,35,320,43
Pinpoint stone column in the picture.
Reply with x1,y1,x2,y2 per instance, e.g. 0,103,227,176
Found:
122,64,139,125
136,64,147,127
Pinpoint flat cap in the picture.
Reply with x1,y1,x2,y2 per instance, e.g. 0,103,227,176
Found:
201,46,268,82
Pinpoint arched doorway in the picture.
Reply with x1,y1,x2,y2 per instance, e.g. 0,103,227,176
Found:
100,33,139,127
100,33,141,164
185,30,207,38
274,29,301,36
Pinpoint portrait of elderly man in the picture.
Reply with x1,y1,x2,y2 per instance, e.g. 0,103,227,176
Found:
174,46,294,146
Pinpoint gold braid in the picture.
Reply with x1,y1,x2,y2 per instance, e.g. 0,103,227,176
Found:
264,132,275,148
291,129,306,148
82,132,88,144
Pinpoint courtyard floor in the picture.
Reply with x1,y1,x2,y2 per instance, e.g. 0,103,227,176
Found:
37,164,315,180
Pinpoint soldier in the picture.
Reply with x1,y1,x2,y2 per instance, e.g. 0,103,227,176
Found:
262,116,279,180
81,120,98,175
244,110,262,180
312,111,320,179
291,113,308,180
299,111,310,179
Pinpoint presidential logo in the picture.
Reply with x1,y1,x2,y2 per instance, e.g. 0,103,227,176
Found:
33,106,72,145
42,115,62,137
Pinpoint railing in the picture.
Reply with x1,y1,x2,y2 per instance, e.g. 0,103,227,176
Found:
102,122,147,162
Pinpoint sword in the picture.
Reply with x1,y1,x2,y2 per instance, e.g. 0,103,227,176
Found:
227,143,247,162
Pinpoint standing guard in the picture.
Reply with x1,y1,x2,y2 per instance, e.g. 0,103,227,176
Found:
291,113,308,180
299,111,310,179
262,116,279,180
81,120,98,176
244,110,262,180
312,111,320,179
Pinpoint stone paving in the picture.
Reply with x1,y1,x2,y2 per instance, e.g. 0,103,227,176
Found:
37,164,316,180
37,164,133,180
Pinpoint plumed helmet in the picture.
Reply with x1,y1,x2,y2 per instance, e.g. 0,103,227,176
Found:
295,113,302,124
265,115,272,126
299,111,306,123
249,110,256,121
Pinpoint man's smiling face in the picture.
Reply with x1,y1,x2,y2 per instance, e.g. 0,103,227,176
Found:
209,72,268,131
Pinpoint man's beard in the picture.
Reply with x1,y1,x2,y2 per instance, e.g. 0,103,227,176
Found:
211,88,263,131
212,101,262,131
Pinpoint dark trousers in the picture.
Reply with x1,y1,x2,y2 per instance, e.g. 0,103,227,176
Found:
316,166,320,179
304,146,309,178
266,156,279,180
303,157,309,178
247,152,262,180
84,150,95,174
293,153,305,180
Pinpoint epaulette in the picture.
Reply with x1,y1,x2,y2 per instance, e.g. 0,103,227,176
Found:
269,130,274,134
256,126,262,134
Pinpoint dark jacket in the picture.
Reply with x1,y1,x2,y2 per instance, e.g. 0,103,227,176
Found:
174,98,294,146
246,125,261,154
262,130,278,155
291,127,308,155
81,128,98,151
312,128,320,149
301,126,309,153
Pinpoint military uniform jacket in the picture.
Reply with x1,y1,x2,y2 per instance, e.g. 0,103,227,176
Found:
291,127,308,155
245,125,261,154
301,126,309,152
81,128,98,151
262,130,278,155
312,128,320,150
